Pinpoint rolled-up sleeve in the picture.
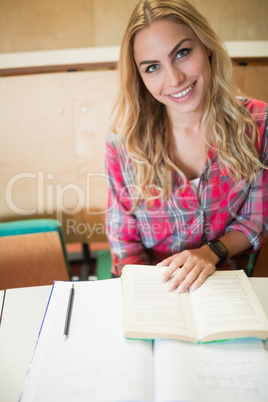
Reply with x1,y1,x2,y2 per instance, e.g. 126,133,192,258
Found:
225,101,268,250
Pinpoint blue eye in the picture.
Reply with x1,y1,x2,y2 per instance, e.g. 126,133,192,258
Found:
146,64,160,73
175,48,191,59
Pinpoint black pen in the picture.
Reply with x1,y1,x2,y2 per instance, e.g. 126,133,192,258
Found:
64,284,75,339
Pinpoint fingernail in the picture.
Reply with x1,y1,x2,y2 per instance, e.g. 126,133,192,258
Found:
190,283,197,291
178,284,185,293
161,275,167,283
168,282,175,292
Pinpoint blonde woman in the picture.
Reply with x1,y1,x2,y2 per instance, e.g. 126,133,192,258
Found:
105,0,268,292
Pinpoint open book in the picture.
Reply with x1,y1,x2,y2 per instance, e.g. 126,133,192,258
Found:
122,265,268,343
19,278,268,401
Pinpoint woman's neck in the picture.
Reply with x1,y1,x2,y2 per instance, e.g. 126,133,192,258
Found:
168,111,208,180
167,106,204,134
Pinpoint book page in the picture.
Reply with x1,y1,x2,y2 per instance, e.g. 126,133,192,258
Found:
20,279,154,402
153,338,268,402
122,265,198,342
190,270,268,342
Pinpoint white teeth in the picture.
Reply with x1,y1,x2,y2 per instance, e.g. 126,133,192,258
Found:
170,84,194,98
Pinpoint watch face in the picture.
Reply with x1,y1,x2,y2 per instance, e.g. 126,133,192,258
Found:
216,242,228,254
209,241,229,263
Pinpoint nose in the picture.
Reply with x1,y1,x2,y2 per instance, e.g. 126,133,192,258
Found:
165,65,185,87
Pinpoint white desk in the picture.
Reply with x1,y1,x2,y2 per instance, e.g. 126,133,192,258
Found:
0,279,267,402
249,278,268,314
0,285,52,402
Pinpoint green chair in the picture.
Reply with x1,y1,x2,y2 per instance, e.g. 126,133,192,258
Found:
230,250,261,277
246,250,260,277
96,249,112,280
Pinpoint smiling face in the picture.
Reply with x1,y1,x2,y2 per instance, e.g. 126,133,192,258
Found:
133,18,212,120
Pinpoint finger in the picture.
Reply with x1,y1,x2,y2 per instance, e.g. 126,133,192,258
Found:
190,265,216,291
165,251,197,288
160,257,185,283
177,264,204,293
167,259,198,292
169,260,216,293
157,254,179,267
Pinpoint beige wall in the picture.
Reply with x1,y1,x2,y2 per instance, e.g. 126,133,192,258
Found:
0,0,267,53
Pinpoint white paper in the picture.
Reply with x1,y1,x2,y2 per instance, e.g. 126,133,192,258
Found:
154,338,268,402
20,279,154,402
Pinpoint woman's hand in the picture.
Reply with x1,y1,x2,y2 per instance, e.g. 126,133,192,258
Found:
157,245,219,293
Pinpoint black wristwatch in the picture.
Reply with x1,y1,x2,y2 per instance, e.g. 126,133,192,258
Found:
208,239,229,266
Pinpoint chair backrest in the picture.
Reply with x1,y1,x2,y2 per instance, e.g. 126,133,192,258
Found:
0,219,70,290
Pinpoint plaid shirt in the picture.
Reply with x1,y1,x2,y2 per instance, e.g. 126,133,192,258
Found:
105,98,268,276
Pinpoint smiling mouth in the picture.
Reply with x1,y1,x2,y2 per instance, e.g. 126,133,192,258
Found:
169,83,195,99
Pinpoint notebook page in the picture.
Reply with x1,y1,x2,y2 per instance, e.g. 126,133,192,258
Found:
153,338,268,402
20,279,153,402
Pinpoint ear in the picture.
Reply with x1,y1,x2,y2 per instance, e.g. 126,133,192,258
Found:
207,48,212,57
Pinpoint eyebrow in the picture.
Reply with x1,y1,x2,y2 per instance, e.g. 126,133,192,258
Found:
139,38,193,67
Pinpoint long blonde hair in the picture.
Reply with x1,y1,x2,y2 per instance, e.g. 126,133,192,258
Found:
111,0,262,203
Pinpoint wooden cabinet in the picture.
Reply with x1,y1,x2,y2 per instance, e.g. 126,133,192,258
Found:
0,70,118,243
234,65,268,103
